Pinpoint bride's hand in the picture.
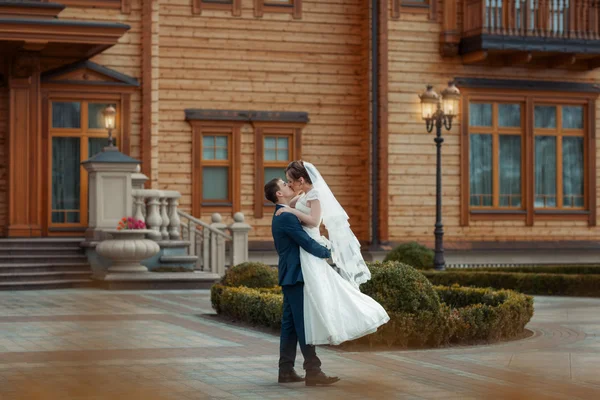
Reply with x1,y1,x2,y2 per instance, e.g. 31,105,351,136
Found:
276,208,293,216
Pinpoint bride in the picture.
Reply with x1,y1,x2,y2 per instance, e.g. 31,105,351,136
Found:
276,160,389,345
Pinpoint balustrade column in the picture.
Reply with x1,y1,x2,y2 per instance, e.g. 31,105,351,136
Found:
132,189,145,224
210,213,227,277
229,212,250,267
164,191,181,240
159,191,170,240
144,190,163,241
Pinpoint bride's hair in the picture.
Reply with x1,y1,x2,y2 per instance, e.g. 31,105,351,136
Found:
285,160,313,185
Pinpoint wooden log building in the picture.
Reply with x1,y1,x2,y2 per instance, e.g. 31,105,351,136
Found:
1,0,600,252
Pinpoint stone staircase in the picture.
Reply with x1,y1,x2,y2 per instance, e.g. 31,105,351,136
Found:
0,238,94,290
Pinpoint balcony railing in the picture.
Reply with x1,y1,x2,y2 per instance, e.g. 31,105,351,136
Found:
464,0,600,38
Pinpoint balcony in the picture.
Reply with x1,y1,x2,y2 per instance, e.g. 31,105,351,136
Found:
450,0,600,69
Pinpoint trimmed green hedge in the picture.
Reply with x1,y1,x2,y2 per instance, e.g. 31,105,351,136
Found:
424,270,600,297
212,261,534,348
448,265,600,274
220,262,278,289
211,283,532,347
435,285,533,342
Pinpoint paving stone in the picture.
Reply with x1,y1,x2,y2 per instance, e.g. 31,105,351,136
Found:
1,291,600,399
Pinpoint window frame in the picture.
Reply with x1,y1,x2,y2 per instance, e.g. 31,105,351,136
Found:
392,0,436,21
193,0,242,16
254,122,303,218
54,0,131,14
254,0,302,19
191,121,242,216
461,90,596,227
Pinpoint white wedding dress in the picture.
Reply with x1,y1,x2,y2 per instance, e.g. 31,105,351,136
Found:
296,189,390,346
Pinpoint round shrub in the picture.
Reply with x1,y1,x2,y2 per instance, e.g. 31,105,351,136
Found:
383,242,434,270
361,261,441,315
221,262,278,288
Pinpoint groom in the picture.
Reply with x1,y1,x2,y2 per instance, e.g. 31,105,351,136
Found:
264,178,340,387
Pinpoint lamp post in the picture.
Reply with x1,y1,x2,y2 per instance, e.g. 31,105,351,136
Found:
103,105,117,150
419,81,460,271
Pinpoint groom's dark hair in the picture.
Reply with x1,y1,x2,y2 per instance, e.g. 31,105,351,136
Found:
264,178,281,204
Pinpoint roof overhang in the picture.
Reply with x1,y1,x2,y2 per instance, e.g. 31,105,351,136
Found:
0,18,130,60
0,1,65,19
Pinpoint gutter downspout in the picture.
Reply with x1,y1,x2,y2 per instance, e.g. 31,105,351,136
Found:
371,0,380,248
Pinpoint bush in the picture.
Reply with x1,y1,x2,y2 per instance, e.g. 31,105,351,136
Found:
360,261,441,314
383,242,434,270
221,262,278,288
424,270,600,297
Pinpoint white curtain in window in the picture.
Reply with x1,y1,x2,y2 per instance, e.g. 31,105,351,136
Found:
470,134,493,206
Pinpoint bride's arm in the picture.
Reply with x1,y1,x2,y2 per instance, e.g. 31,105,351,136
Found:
278,200,321,228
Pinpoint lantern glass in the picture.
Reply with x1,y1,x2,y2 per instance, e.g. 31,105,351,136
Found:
103,106,116,130
442,97,459,117
421,101,437,120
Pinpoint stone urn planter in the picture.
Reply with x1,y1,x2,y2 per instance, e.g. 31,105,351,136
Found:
97,229,160,272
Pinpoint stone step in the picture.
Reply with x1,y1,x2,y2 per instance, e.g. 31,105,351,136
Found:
0,263,91,273
159,255,198,264
0,247,84,256
0,255,88,264
0,279,94,290
0,239,83,249
0,271,93,283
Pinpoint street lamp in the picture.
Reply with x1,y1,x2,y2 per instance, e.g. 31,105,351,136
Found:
103,105,117,149
418,81,460,271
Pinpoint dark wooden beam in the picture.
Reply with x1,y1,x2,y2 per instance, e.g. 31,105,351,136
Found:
548,54,576,69
504,52,532,66
462,51,488,64
588,56,600,70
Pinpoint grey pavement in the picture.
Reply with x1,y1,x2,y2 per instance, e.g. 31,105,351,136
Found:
0,290,598,399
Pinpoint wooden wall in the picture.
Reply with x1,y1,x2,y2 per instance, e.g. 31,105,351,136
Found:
158,0,371,241
59,4,144,169
0,88,7,235
387,3,600,247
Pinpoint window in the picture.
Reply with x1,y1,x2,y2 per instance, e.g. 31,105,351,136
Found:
392,0,436,20
193,0,241,16
254,0,302,19
534,105,585,209
468,102,524,209
254,124,302,218
462,93,595,226
48,100,121,228
191,122,242,215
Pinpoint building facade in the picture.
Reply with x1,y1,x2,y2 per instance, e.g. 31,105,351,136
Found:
1,0,599,250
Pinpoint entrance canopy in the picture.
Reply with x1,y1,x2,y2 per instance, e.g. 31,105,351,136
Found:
0,0,131,237
0,1,129,65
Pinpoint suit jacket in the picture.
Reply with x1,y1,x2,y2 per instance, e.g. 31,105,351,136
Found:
272,204,331,286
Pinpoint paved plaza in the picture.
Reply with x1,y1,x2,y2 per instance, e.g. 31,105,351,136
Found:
0,290,599,399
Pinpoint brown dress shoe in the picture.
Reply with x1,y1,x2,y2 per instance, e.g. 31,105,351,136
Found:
305,371,340,386
278,369,305,383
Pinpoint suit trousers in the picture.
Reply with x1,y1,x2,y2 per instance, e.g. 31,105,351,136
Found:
279,283,322,374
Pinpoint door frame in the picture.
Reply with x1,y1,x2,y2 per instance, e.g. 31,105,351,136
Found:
42,90,132,237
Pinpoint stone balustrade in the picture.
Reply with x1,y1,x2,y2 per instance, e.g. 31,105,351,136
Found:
131,188,250,276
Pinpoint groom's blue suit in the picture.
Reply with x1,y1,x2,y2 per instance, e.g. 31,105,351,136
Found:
272,204,331,374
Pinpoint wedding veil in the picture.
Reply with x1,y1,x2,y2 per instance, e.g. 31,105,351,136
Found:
303,161,371,288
